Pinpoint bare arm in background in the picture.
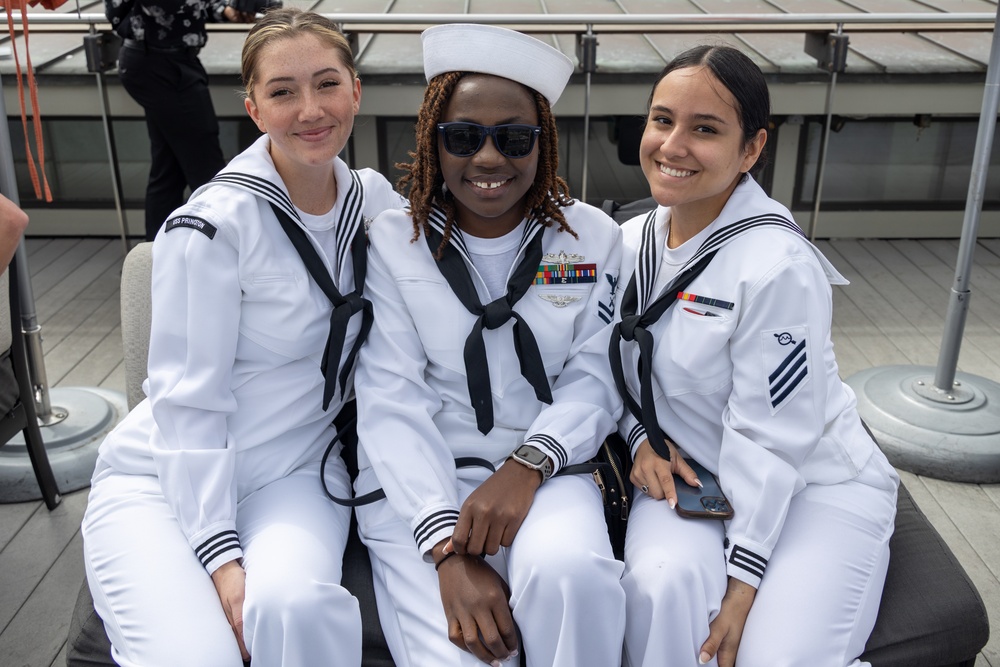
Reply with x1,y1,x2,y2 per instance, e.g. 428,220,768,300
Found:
0,194,28,276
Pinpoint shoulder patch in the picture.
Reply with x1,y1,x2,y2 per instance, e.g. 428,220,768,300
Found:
165,215,218,240
597,271,619,324
762,326,809,414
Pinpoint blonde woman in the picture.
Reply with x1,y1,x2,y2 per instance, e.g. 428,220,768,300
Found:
81,9,405,666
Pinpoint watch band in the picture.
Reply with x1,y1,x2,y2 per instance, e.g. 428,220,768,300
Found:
510,444,554,480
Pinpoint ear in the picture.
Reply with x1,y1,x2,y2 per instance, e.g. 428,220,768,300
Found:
245,96,265,133
352,76,362,115
741,128,767,173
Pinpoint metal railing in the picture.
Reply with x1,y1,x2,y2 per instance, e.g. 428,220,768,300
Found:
4,10,996,224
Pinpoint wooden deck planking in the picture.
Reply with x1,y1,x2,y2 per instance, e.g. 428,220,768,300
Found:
0,531,85,667
843,239,1000,378
41,296,122,389
0,492,88,638
1,237,999,666
822,241,940,367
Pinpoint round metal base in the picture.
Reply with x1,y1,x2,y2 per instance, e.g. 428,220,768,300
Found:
846,365,1000,483
0,386,128,503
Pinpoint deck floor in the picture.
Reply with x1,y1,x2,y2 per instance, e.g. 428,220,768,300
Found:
1,236,999,667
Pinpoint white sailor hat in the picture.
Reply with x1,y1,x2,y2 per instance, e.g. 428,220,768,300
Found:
421,23,575,106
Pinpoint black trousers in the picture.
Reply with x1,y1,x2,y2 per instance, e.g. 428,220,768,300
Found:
118,44,226,241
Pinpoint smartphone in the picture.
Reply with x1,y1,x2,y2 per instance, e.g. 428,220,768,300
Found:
673,458,733,520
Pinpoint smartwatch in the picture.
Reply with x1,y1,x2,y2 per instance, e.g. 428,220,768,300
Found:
510,444,554,481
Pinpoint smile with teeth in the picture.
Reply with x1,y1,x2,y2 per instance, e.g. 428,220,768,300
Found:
659,164,695,178
470,178,511,189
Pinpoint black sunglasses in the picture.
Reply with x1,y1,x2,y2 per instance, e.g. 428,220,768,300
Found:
437,122,542,159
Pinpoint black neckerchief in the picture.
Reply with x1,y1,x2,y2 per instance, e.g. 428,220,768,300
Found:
211,170,369,410
424,207,552,435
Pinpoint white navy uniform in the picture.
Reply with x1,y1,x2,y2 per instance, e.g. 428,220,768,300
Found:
81,134,406,667
613,177,899,667
354,201,627,667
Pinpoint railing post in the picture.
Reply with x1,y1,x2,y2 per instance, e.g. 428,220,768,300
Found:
804,27,848,241
576,28,598,203
84,27,130,256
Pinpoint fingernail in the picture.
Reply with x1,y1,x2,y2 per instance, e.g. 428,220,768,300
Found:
695,479,703,488
511,649,519,657
442,541,453,555
699,651,711,664
491,661,502,667
669,498,676,510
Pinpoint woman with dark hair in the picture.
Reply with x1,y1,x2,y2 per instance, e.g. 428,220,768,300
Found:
353,23,626,667
81,9,405,666
611,45,899,666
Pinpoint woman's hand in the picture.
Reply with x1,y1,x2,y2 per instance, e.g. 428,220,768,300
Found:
451,459,543,556
211,559,250,661
630,438,700,508
435,542,518,666
699,577,756,666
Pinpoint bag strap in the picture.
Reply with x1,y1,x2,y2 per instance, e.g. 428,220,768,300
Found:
320,432,498,507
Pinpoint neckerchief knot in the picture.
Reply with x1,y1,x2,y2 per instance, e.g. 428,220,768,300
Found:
483,298,514,329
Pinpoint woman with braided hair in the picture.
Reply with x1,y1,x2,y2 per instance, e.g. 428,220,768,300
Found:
353,23,626,667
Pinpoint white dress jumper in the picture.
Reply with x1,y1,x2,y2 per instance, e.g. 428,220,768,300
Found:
81,135,406,667
354,201,628,667
614,177,899,667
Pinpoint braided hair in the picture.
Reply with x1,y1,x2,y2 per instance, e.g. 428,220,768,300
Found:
397,71,576,258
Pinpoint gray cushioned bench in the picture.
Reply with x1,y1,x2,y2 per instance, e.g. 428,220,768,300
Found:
66,242,989,667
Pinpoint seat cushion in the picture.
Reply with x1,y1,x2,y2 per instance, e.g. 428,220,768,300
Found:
860,482,988,667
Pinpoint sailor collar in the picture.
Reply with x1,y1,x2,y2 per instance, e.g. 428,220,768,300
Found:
206,135,367,284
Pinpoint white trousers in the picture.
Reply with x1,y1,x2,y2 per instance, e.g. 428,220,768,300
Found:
356,466,627,667
82,460,361,667
622,452,899,667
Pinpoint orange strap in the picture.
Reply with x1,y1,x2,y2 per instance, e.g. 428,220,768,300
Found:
4,1,53,202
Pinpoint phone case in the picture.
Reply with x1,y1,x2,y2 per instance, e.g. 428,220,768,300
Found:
673,458,734,520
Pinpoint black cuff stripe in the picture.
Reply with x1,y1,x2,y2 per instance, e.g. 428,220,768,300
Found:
729,545,768,579
627,423,645,450
200,540,242,567
414,509,460,546
526,434,568,468
195,530,240,559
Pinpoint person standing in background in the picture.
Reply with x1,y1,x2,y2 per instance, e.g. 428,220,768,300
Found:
105,0,254,241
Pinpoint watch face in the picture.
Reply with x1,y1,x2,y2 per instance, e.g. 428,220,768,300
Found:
515,445,547,466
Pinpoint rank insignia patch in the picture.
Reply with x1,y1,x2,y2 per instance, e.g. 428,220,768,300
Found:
762,326,809,414
165,215,218,240
598,272,618,323
534,262,597,285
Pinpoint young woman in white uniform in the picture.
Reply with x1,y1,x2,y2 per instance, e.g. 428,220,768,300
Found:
353,24,626,667
81,9,405,666
608,45,900,667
